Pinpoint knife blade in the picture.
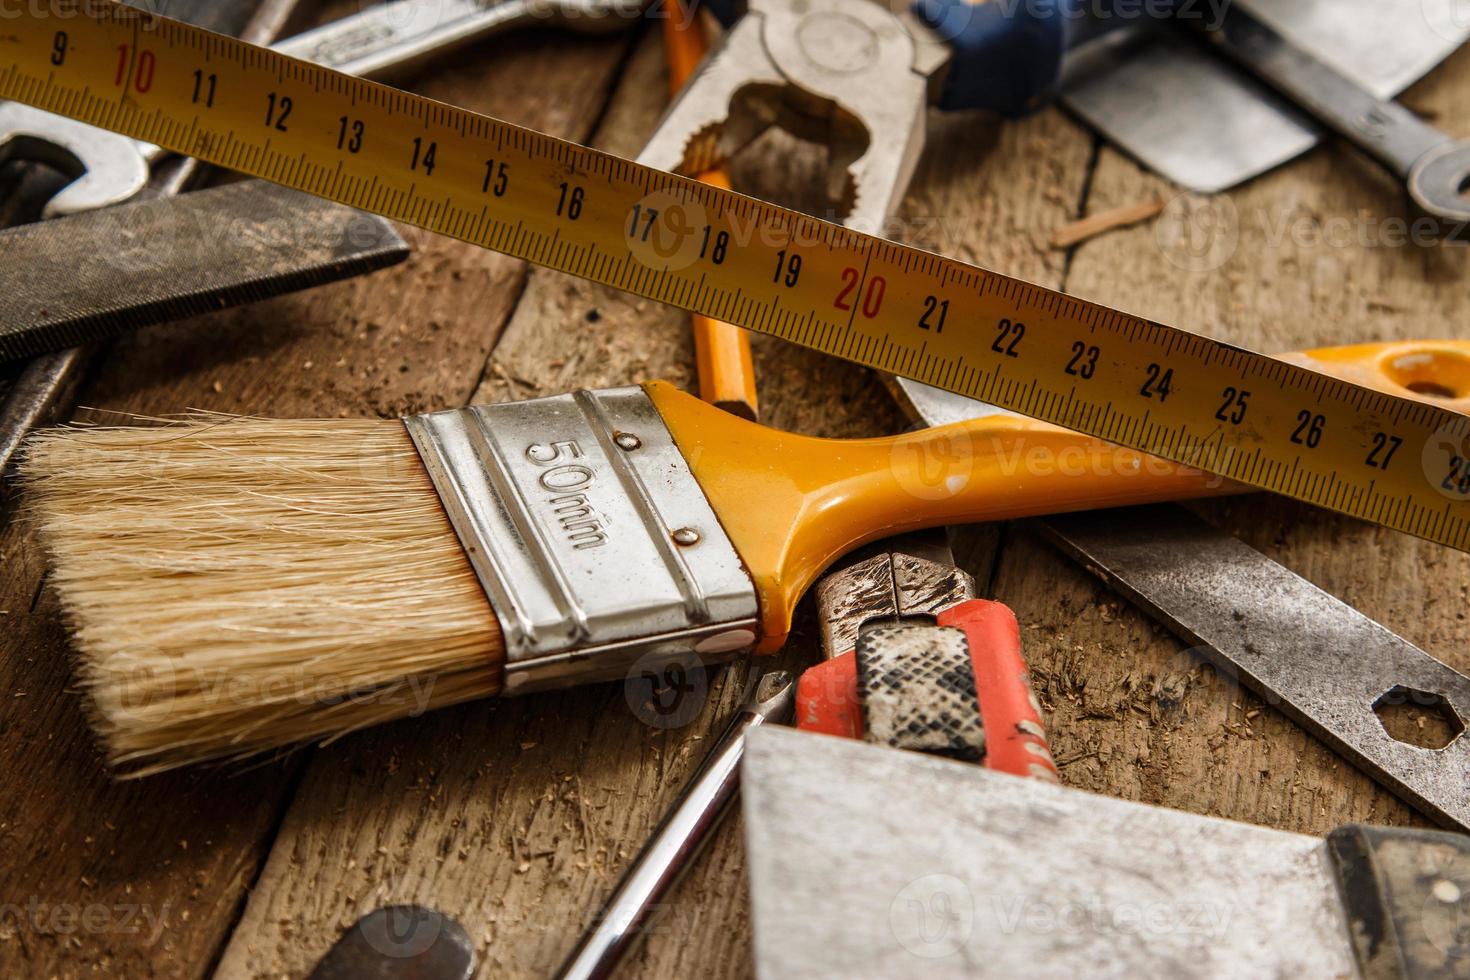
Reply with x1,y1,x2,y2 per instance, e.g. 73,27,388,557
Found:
888,379,1470,832
742,726,1470,978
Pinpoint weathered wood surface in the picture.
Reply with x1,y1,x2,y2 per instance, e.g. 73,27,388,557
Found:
0,8,637,977
1,7,1469,978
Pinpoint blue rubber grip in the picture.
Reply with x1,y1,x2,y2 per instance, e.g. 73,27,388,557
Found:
696,0,744,27
912,0,1072,116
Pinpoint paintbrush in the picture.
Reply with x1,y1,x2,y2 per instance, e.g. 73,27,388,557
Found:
22,341,1448,773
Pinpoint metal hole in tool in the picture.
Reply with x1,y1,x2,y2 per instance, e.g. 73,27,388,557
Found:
1372,686,1465,750
1383,350,1470,400
1407,380,1459,399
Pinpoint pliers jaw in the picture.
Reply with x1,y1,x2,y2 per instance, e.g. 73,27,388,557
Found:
639,0,950,230
802,530,1058,778
814,530,976,660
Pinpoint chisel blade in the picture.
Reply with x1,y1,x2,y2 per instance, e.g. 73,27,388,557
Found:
1037,505,1470,832
0,180,408,362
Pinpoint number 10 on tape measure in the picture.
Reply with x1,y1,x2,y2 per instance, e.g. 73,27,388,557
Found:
4,1,1470,550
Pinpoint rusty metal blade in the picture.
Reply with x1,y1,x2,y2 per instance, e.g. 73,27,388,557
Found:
1036,505,1470,833
886,378,1470,832
0,180,407,363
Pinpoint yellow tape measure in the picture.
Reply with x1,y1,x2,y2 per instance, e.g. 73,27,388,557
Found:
4,1,1470,549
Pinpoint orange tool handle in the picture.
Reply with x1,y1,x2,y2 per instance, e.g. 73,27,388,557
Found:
663,0,760,421
796,600,1057,779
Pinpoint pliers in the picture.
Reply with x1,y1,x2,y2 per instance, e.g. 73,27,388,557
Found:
641,0,1089,230
643,0,1091,416
798,528,1058,779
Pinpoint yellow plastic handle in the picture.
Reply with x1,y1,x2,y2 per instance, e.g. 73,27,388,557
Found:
649,340,1470,650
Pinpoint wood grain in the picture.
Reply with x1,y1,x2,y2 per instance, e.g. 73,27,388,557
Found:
1003,43,1470,836
0,17,634,979
3,11,1469,980
208,24,1096,979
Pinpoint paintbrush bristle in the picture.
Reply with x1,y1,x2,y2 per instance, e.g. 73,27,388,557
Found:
23,416,503,776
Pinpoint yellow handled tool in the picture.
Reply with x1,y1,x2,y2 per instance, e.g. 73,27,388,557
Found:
5,2,1470,551
23,341,1455,770
653,338,1468,646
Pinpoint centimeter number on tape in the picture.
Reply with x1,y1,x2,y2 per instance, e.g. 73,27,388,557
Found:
3,1,1470,550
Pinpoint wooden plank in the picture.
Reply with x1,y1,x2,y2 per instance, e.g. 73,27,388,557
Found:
0,17,634,979
14,14,1468,980
210,28,1095,978
999,44,1470,834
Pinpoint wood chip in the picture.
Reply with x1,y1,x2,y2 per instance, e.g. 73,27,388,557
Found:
1051,198,1165,249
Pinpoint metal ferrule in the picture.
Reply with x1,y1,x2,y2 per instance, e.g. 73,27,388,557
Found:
405,387,760,693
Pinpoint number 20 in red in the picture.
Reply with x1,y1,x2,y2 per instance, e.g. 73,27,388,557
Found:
834,267,886,319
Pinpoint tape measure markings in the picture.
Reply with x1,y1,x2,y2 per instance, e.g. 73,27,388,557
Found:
4,1,1470,550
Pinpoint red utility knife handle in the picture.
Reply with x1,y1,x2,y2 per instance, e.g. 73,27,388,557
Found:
796,600,1057,779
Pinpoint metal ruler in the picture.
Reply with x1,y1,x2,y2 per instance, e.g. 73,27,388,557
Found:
4,1,1470,550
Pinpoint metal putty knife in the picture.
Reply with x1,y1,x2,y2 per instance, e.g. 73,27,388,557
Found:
743,726,1470,978
1063,0,1470,193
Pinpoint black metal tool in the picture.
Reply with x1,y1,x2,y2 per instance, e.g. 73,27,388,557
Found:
1184,3,1470,236
308,906,476,980
1038,503,1470,833
0,181,407,364
0,0,403,479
